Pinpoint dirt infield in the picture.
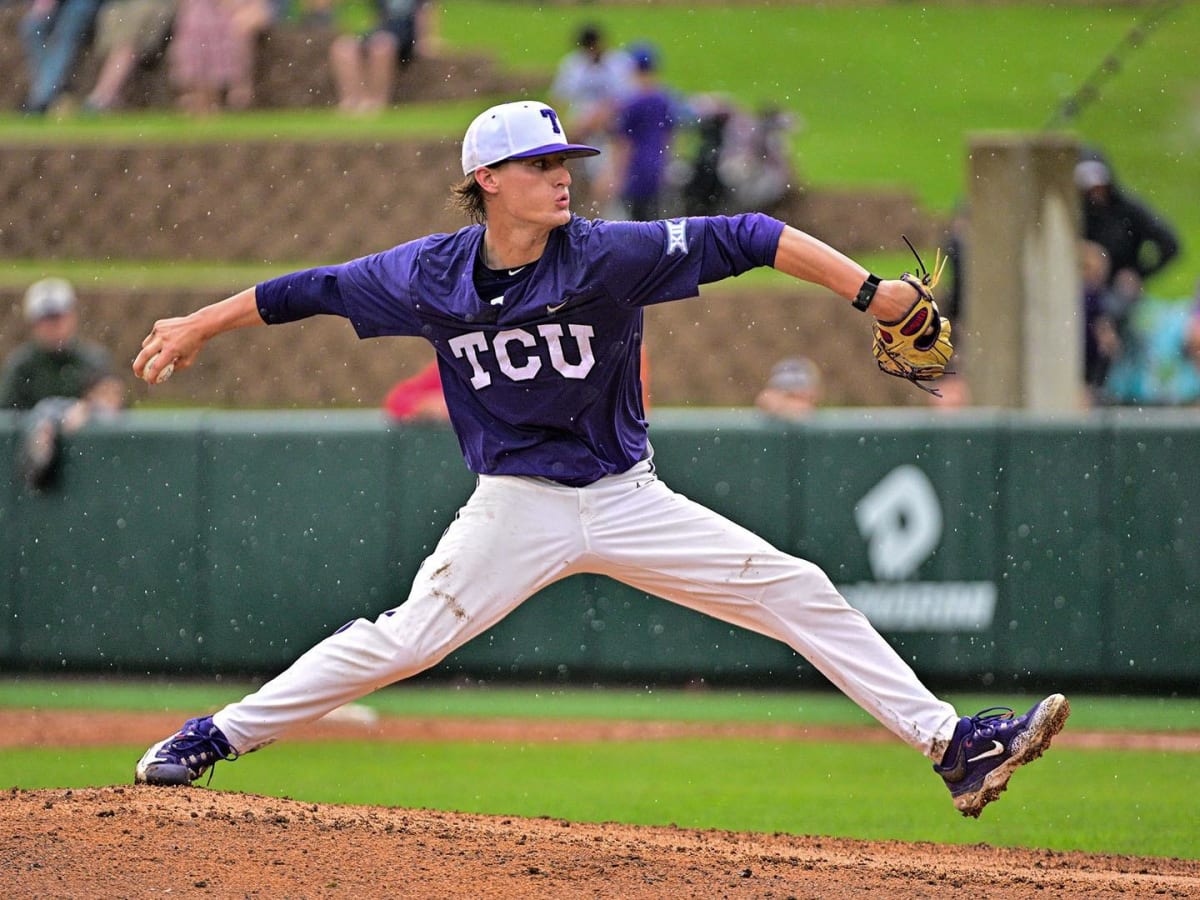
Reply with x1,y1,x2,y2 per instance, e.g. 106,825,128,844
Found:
4,710,1199,899
6,787,1200,899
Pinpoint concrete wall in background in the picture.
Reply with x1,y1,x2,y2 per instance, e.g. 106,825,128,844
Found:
967,133,1084,410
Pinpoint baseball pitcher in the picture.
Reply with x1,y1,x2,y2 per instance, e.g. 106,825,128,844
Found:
133,100,1067,818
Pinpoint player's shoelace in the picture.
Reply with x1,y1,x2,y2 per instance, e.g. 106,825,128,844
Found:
167,722,240,783
964,706,1015,736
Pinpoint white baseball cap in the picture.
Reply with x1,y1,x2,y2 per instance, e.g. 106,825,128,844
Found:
461,101,600,175
767,357,821,393
23,277,77,321
1074,159,1112,190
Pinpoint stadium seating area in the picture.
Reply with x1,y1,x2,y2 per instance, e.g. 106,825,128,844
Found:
1,3,942,410
0,4,520,111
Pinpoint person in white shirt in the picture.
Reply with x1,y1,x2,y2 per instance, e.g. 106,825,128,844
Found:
549,24,634,214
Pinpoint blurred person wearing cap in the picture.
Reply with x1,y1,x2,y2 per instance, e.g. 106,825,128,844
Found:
755,356,823,421
3,277,125,490
610,42,678,222
132,100,1070,819
1075,154,1180,293
1,277,122,412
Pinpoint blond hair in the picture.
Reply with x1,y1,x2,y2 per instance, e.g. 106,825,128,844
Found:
450,174,487,223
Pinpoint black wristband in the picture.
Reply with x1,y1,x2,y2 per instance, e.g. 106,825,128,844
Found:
852,274,881,312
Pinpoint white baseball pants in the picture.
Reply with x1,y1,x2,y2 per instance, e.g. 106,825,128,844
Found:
214,458,959,758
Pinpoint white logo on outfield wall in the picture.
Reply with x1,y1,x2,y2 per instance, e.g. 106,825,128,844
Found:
841,464,996,632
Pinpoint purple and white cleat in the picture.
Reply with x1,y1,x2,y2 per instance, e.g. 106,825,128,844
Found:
135,715,239,786
934,693,1070,818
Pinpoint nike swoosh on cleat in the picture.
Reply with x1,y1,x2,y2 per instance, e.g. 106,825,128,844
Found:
966,740,1005,763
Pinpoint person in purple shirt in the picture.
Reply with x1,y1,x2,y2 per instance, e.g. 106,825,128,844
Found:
612,42,676,221
132,100,1068,818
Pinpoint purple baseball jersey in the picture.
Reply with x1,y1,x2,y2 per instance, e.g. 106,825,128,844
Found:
257,213,785,485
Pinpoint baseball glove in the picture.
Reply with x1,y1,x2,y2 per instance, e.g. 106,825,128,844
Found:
872,240,954,395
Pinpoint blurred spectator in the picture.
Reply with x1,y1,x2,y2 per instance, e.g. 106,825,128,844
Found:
83,0,177,111
1075,156,1180,293
169,0,275,113
611,42,676,221
1104,290,1200,407
929,374,971,410
678,96,732,217
714,104,797,213
940,202,969,323
16,374,125,490
1080,240,1119,402
1,278,122,411
383,359,449,423
550,24,634,215
1187,298,1200,375
1,278,125,491
676,95,795,217
329,0,437,114
1080,240,1144,405
755,356,822,421
550,24,634,148
19,0,105,114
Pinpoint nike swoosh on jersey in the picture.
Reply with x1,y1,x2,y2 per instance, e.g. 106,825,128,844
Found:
966,740,1005,763
508,266,527,276
546,300,568,314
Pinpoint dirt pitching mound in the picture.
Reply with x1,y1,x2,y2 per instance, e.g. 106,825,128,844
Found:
4,786,1200,899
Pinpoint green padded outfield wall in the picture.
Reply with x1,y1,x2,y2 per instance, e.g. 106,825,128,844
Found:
792,415,1006,680
999,422,1112,681
0,409,1196,688
7,416,205,670
1108,422,1200,679
197,414,404,670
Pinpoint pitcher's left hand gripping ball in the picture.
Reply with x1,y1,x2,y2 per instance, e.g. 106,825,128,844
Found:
872,239,954,395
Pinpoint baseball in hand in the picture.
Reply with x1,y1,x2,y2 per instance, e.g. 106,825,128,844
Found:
145,353,175,384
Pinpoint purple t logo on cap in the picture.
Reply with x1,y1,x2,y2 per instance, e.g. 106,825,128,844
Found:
461,100,601,175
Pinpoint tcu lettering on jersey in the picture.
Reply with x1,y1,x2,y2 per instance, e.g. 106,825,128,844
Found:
448,324,596,389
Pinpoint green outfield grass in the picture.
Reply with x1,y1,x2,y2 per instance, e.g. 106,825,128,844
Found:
2,680,1197,858
1,2,1196,298
3,677,1199,731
